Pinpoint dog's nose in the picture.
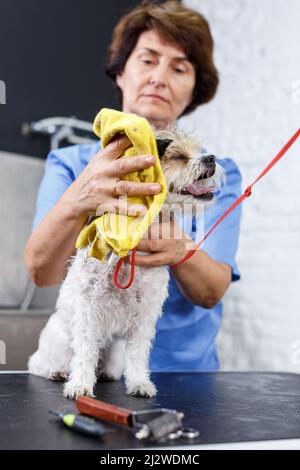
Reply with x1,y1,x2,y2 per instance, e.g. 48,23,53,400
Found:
203,155,215,166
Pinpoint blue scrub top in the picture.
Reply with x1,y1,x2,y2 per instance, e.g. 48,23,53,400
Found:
32,141,242,372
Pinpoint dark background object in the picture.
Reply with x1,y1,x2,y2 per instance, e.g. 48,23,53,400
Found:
0,0,142,158
1,372,300,449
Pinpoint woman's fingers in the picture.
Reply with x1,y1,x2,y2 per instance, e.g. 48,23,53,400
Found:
88,135,162,212
135,239,165,252
127,252,168,267
114,180,161,196
99,135,158,180
113,154,156,176
103,135,132,159
91,135,131,163
112,153,161,196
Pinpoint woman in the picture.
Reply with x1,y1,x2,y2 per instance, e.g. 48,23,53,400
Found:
24,1,242,371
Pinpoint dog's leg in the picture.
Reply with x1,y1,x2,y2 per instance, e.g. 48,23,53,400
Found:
63,297,102,399
123,266,169,398
28,313,71,381
97,338,125,382
124,320,157,398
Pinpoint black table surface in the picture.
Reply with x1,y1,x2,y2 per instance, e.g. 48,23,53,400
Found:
1,372,300,450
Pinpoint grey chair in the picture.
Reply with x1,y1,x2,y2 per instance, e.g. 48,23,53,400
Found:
0,150,59,370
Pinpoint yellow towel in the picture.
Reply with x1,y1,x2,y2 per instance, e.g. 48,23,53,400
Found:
75,108,167,261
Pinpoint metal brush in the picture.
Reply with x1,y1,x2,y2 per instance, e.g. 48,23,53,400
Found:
76,396,199,442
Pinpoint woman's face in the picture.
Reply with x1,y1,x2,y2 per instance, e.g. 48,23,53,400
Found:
116,29,196,128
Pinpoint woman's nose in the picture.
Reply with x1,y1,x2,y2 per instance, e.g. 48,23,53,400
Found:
148,64,168,87
148,75,166,87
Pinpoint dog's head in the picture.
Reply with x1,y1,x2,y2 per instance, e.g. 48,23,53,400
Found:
155,130,225,211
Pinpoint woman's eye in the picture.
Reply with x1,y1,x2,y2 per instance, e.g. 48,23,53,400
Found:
175,68,185,73
141,59,153,65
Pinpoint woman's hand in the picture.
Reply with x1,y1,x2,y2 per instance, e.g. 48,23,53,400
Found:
62,135,161,219
126,217,193,267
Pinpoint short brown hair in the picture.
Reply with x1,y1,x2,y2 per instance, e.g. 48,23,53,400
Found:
105,0,219,117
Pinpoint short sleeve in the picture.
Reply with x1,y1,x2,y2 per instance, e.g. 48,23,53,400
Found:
192,158,242,282
31,150,75,231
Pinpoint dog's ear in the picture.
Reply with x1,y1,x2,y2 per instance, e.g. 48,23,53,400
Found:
156,138,173,158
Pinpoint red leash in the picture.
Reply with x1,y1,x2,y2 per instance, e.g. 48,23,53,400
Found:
114,128,300,288
113,247,136,289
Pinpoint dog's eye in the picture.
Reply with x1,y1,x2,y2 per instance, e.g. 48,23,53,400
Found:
171,154,187,161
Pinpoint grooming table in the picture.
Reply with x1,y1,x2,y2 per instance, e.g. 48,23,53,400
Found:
1,372,300,449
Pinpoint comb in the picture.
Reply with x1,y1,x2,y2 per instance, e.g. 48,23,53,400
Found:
76,396,199,442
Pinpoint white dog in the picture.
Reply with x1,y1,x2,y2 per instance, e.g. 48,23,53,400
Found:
28,130,225,399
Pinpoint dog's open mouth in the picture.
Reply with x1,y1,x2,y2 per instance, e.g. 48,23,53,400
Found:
178,182,215,200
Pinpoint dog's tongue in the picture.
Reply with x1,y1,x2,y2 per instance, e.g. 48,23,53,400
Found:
184,182,215,196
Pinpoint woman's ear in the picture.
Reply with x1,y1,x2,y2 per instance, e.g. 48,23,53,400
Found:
116,73,123,89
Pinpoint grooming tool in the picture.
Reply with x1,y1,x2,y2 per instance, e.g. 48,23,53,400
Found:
76,396,199,442
49,410,110,438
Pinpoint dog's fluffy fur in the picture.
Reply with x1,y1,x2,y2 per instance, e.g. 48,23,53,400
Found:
28,130,225,399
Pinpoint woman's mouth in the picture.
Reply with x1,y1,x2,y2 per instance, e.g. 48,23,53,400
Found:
142,94,167,102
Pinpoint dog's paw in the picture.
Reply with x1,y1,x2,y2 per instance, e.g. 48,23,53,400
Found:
63,379,95,399
126,381,157,398
28,353,51,378
49,371,69,382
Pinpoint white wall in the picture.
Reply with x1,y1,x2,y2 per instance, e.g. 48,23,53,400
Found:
182,0,300,371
